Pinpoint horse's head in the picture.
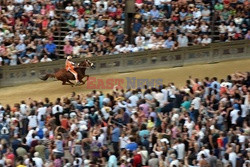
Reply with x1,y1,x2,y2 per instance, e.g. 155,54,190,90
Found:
78,59,95,69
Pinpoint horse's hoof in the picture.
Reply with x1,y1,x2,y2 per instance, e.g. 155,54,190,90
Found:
76,81,83,85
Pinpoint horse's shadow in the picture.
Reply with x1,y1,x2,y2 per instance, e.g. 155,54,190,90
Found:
63,82,86,87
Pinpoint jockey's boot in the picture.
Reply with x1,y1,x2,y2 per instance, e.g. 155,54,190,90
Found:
75,80,81,85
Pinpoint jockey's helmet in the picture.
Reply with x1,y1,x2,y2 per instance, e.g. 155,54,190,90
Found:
67,56,72,60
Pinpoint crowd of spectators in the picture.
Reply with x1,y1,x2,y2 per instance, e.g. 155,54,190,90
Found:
61,0,250,57
0,71,249,166
0,0,249,66
0,0,59,66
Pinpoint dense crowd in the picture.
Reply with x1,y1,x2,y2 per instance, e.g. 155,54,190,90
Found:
54,0,250,56
0,0,59,66
0,0,249,66
0,71,249,167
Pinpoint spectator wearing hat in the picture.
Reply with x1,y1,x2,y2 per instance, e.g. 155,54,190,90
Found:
35,140,46,161
32,152,43,167
16,144,28,158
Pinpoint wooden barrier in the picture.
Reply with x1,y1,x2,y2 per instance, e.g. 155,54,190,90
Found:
0,40,249,87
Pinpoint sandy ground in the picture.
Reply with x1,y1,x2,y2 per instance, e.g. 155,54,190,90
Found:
0,59,250,106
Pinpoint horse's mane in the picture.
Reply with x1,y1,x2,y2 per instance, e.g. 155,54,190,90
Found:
74,66,87,71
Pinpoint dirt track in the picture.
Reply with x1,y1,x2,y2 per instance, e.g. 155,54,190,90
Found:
0,59,250,106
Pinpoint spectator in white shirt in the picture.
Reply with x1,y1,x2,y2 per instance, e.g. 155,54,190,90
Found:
177,34,188,47
193,8,201,20
28,110,38,129
65,3,74,17
14,0,24,4
101,103,111,120
52,104,63,115
73,42,81,57
201,7,211,22
227,22,236,37
37,104,47,121
0,56,2,66
32,152,43,167
201,35,212,46
129,90,139,107
228,147,237,167
185,23,196,33
169,154,179,167
96,0,108,11
191,93,201,110
40,55,52,62
219,22,227,41
20,101,28,115
135,34,145,47
184,118,195,137
175,139,185,160
200,22,209,34
230,104,240,126
23,2,34,13
131,44,139,52
75,16,86,31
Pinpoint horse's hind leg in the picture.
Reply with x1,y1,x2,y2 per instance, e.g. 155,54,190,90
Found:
79,79,84,84
67,80,74,86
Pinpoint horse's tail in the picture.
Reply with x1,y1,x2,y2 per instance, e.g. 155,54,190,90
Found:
39,74,55,81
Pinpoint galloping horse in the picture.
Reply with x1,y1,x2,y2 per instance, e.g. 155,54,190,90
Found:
40,59,95,85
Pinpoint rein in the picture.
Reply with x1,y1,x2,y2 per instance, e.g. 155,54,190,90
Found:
76,65,91,69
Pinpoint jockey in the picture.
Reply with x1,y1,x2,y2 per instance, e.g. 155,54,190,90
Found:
65,56,80,84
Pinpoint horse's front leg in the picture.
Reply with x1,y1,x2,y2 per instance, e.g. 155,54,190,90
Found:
62,81,66,85
83,75,89,84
